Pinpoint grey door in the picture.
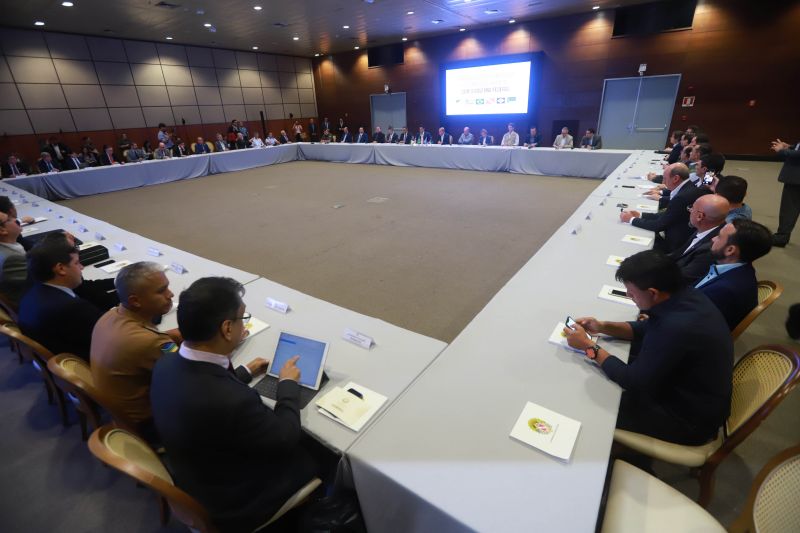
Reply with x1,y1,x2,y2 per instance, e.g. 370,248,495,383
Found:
597,74,681,150
370,93,407,133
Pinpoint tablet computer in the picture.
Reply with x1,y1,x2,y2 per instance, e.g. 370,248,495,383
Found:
266,332,329,390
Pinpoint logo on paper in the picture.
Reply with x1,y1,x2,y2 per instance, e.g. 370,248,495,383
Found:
528,418,553,434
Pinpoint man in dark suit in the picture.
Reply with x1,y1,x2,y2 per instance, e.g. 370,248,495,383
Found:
579,128,603,149
150,277,318,532
0,210,28,305
172,140,190,157
214,133,228,152
278,130,292,144
477,129,494,146
63,150,85,170
1,155,30,178
17,234,104,361
355,127,369,143
43,136,70,169
193,137,211,154
385,127,398,144
666,130,684,164
697,219,773,331
338,126,352,143
415,126,432,145
435,127,452,145
770,138,800,247
524,127,541,147
564,250,732,446
308,118,319,142
621,163,710,253
321,117,332,135
99,145,119,166
37,152,59,173
669,194,729,284
372,126,386,143
397,127,410,144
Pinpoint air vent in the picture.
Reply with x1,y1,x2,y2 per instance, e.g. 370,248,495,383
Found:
155,1,181,8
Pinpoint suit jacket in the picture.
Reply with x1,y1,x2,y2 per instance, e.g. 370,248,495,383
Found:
669,226,722,285
697,263,758,331
37,159,59,173
18,283,104,361
126,149,146,163
580,135,602,149
373,132,386,143
477,135,494,146
100,153,118,166
172,145,190,157
339,132,352,143
632,180,710,253
525,133,542,146
386,132,398,143
667,143,683,164
2,161,30,177
44,143,70,167
436,132,452,145
279,134,291,144
0,242,28,305
151,353,316,533
778,144,800,185
214,140,228,152
63,156,85,170
194,143,211,154
355,132,369,143
601,288,733,444
397,132,411,144
415,131,432,144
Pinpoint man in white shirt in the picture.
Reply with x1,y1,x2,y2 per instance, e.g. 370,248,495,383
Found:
249,132,265,148
553,126,573,149
501,123,519,146
457,127,474,145
153,142,172,160
265,132,278,146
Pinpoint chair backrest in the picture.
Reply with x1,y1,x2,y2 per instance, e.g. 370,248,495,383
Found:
47,353,98,396
722,345,800,450
88,425,217,533
206,141,215,152
730,444,800,533
732,280,784,340
0,292,19,322
122,149,129,159
190,142,197,153
0,323,55,365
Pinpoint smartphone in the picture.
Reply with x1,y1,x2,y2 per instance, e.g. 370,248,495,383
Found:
93,258,116,268
566,316,592,339
621,185,635,189
616,203,628,209
610,289,632,299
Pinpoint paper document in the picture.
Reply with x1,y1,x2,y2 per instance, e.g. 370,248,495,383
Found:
622,234,652,246
99,260,131,274
606,255,625,267
510,402,581,461
636,204,658,212
598,284,637,306
548,323,594,354
20,217,47,226
244,316,270,338
316,382,387,432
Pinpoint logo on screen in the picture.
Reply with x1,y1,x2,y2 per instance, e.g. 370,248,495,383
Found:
508,97,517,102
476,99,484,105
497,97,506,104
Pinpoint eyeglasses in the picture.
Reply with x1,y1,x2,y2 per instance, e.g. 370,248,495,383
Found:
686,205,705,215
231,312,252,324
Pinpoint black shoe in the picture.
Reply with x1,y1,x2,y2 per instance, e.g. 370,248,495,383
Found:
772,234,789,247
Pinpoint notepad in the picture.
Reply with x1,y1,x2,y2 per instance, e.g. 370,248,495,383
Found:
636,204,658,212
20,217,47,226
606,255,626,267
244,316,270,338
510,402,581,461
99,259,131,274
548,323,594,354
598,284,637,306
317,382,387,432
622,234,652,246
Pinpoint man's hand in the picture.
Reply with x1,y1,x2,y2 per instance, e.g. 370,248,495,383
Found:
246,357,268,376
21,216,35,224
563,322,594,351
279,355,301,382
771,139,790,153
620,210,640,223
575,317,603,335
646,171,658,181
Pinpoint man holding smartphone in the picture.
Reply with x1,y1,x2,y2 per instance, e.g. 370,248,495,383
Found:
562,250,732,447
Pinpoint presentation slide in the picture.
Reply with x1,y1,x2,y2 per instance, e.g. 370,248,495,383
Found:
445,60,531,116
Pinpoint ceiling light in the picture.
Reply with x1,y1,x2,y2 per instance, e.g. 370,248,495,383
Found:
314,53,320,57
508,19,516,23
203,23,212,27
252,46,259,50
61,1,74,6
431,19,443,24
343,25,350,29
254,5,262,10
593,5,600,9
34,21,45,26
165,36,174,40
459,28,466,32
292,36,300,41
354,46,360,50
401,37,408,41
485,9,499,14
407,11,414,15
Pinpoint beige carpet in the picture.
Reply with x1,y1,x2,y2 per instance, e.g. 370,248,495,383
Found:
62,161,599,342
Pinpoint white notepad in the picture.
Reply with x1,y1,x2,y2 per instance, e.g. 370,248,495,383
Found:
636,204,658,212
317,382,387,432
606,255,626,267
548,323,594,354
636,183,657,189
244,316,270,338
510,402,581,461
598,284,637,306
99,259,131,274
622,234,652,246
20,216,47,226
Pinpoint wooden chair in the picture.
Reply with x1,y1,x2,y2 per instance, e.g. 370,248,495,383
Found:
88,425,322,532
729,444,800,533
0,293,21,362
601,460,725,533
47,354,103,440
614,344,800,508
732,280,784,340
122,149,129,161
0,323,68,425
206,141,215,152
190,142,197,153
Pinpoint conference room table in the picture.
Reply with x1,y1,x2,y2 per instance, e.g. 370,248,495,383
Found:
345,151,667,532
6,143,635,201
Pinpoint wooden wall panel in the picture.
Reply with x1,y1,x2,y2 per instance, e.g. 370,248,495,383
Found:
313,0,800,156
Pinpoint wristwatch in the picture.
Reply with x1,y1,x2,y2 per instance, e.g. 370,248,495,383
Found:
585,344,602,359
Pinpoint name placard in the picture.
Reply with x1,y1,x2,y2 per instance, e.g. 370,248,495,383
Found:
147,247,162,257
342,328,374,349
265,297,289,314
94,232,105,241
114,242,126,251
169,262,187,274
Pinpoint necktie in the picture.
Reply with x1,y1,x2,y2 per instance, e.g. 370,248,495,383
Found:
12,164,19,175
73,158,80,168
47,162,53,171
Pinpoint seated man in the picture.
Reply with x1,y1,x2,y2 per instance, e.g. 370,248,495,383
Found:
690,152,725,187
151,277,317,532
458,127,474,145
0,210,27,305
91,262,182,441
579,128,602,149
477,129,493,146
372,126,386,143
214,133,229,152
319,129,332,143
398,127,411,144
415,126,431,144
524,127,541,148
153,142,172,160
338,127,351,143
666,130,684,164
621,163,710,253
435,127,452,145
355,127,369,144
669,194,730,284
194,137,211,154
715,175,752,223
99,145,119,166
697,219,773,330
564,250,732,446
278,130,292,144
553,126,573,149
37,152,59,173
126,143,146,162
385,126,397,143
2,154,30,177
18,234,103,360
501,123,519,146
172,140,190,157
249,132,265,148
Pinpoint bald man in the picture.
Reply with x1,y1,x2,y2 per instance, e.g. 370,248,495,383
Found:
668,194,730,284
